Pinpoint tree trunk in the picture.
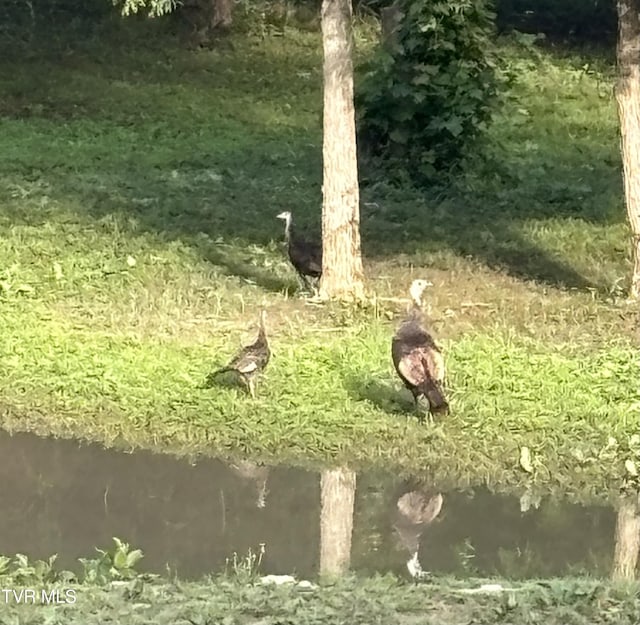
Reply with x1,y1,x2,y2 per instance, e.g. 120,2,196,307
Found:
612,495,640,580
616,0,640,299
319,0,365,300
380,0,403,53
211,0,232,32
319,467,356,576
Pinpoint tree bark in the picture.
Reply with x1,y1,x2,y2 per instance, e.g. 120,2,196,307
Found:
319,0,365,300
612,495,640,580
210,0,232,32
616,0,640,299
380,0,403,53
319,467,356,576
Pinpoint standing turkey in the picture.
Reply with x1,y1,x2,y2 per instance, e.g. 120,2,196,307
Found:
391,279,449,419
209,309,270,398
276,211,322,293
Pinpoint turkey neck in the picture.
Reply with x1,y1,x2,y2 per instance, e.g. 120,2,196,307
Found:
407,298,424,323
283,215,293,243
257,318,268,345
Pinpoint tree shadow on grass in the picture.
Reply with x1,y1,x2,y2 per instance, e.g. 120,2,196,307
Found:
364,237,598,293
0,27,621,297
361,191,603,292
203,244,299,295
445,219,597,291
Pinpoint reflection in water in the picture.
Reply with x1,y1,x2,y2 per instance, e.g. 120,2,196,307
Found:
0,430,620,580
319,468,356,576
0,431,319,578
228,460,270,508
393,488,443,577
612,495,640,580
355,479,615,579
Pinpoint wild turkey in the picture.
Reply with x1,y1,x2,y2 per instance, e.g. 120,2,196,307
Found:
209,309,270,398
391,279,449,419
393,488,443,578
276,211,322,292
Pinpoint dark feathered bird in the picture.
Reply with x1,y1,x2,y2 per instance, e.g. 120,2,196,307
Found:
391,279,449,419
209,309,270,398
276,211,322,292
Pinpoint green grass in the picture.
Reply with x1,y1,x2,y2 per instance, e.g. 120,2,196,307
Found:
0,540,638,625
0,23,638,501
2,545,640,625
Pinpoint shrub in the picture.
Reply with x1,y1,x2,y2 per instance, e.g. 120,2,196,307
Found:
356,0,503,184
495,0,616,46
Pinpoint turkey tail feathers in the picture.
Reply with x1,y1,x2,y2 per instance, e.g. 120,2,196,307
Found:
419,357,449,415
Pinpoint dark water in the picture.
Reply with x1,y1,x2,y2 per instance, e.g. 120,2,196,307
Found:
0,430,615,580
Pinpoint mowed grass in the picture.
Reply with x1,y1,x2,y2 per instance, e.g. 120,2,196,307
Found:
0,24,638,501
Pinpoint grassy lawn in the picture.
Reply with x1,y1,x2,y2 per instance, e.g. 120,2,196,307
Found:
0,23,638,501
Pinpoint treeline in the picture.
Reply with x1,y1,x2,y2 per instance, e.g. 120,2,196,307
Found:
0,0,617,46
495,0,617,46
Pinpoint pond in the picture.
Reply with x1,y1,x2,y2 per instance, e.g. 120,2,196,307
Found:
0,430,615,580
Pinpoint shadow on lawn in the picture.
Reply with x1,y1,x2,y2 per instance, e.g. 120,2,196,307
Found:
418,215,594,291
204,244,299,295
0,25,620,296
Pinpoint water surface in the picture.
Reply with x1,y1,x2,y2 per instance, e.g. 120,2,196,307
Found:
0,430,615,579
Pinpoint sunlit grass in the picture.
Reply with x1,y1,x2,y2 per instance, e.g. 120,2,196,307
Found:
0,26,637,500
0,301,637,501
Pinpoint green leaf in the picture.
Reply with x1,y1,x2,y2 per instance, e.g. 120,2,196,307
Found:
519,447,534,473
389,128,411,145
625,459,638,477
126,550,144,568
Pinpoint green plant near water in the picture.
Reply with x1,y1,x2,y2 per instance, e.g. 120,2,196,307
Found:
224,544,266,583
456,538,479,576
0,542,636,623
0,554,68,584
80,537,144,584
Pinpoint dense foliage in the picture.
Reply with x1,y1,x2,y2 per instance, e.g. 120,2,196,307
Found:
496,0,616,46
0,0,112,42
356,0,502,183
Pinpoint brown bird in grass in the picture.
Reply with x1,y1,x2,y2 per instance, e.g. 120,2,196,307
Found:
209,309,270,399
276,211,322,293
391,279,449,419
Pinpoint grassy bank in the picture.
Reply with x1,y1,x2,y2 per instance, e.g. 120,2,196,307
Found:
1,545,639,625
0,26,638,500
9,577,640,625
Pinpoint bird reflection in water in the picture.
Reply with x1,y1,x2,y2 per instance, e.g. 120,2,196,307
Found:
393,488,443,578
229,460,270,508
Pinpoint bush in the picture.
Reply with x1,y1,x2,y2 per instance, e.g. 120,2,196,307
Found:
495,0,616,46
356,0,503,184
0,0,117,52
